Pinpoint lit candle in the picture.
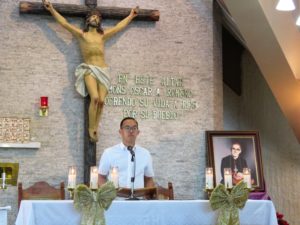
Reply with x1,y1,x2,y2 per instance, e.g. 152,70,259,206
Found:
40,96,48,107
205,167,214,189
90,166,98,189
243,168,252,188
224,168,233,189
110,167,119,188
68,166,76,189
2,172,6,188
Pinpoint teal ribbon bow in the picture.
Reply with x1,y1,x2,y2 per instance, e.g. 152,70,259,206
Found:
210,181,249,225
73,182,116,225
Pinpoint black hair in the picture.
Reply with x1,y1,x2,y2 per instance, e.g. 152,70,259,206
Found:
120,117,138,128
230,141,242,151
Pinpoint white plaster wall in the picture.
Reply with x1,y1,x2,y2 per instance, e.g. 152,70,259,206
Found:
224,50,300,224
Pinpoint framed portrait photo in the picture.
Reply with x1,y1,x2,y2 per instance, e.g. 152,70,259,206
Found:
206,131,265,192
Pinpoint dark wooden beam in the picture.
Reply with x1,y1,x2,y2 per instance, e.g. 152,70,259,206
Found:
84,97,96,185
19,1,160,21
85,0,97,8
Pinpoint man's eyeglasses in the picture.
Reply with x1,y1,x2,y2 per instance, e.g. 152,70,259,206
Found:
122,126,138,132
231,147,241,151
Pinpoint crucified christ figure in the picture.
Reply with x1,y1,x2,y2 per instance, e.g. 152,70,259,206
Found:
42,0,138,142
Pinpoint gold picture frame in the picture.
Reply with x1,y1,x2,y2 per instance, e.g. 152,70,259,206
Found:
0,163,19,186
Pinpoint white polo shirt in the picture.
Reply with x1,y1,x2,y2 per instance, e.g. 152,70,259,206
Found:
98,143,154,188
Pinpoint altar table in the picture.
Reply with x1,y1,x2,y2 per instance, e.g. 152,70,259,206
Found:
0,206,11,225
15,200,277,225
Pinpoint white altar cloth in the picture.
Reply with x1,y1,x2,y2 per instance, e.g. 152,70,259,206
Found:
0,206,11,225
15,200,277,225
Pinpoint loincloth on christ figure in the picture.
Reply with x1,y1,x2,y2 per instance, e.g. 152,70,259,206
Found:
75,63,111,97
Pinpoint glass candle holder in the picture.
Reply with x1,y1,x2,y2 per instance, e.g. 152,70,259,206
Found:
1,172,7,190
224,168,233,189
243,168,252,188
205,167,214,189
90,166,98,190
39,96,49,116
67,166,76,189
110,166,119,188
40,96,48,107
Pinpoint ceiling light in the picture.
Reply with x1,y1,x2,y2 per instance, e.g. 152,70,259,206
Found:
276,0,296,11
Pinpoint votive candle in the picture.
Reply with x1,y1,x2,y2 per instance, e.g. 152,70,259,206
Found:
40,96,48,107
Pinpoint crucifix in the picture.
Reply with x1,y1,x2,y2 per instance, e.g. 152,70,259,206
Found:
19,0,159,184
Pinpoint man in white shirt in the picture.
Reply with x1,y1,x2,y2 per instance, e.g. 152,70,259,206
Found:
98,117,155,188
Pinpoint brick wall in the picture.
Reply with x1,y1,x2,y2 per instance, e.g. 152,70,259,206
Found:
0,0,222,224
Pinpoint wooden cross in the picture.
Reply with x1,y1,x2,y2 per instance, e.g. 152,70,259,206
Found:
19,1,159,21
19,0,159,184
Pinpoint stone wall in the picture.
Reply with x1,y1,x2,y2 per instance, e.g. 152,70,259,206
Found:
0,0,222,224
